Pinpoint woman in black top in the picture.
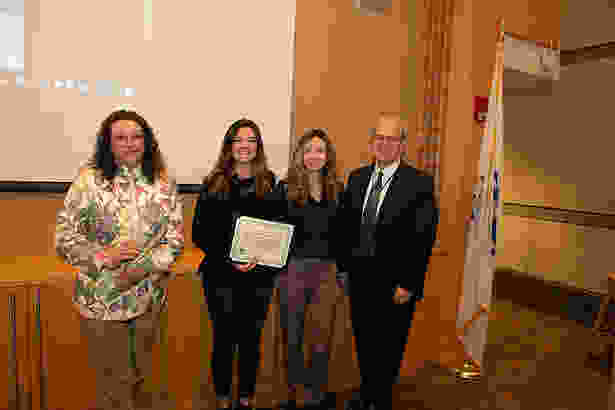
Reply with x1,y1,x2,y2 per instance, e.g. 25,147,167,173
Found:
192,119,281,410
275,129,344,410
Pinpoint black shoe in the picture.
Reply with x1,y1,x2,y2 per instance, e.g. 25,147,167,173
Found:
372,400,391,410
344,397,371,410
277,399,297,409
302,391,337,410
324,392,338,409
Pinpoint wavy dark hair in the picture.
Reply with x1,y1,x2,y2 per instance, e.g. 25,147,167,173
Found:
287,128,343,206
87,110,167,184
206,118,273,198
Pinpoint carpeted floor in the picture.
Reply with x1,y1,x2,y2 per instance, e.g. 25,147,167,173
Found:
381,270,612,410
149,270,614,409
386,299,610,410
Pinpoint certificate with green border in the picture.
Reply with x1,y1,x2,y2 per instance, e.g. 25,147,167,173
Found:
230,216,294,268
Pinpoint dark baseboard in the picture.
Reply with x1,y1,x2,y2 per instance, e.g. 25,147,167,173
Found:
494,268,606,328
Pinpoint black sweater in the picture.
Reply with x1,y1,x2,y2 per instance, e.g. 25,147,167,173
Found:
275,181,346,266
192,172,284,285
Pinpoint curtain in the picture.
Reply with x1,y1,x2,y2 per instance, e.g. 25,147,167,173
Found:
288,21,298,169
416,0,456,205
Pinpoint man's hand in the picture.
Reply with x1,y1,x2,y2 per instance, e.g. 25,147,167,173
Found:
114,264,148,291
393,286,412,304
233,257,259,272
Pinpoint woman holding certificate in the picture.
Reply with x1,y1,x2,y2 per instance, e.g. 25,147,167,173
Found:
192,118,282,410
275,128,344,410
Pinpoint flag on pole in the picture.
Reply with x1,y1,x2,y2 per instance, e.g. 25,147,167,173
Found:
456,19,505,368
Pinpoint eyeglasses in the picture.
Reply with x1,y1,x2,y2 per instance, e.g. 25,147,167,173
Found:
373,134,403,144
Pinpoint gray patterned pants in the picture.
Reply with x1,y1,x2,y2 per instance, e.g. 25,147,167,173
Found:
275,257,335,388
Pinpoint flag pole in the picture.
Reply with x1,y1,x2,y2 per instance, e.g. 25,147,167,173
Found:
452,16,503,383
454,304,489,382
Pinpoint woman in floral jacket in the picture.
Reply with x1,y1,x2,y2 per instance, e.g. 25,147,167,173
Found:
55,109,184,410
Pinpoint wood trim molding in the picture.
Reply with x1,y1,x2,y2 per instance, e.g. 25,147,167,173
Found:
0,182,202,194
560,41,615,66
504,31,559,51
504,201,615,229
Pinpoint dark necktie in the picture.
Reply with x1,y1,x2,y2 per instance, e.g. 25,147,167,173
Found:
363,170,383,226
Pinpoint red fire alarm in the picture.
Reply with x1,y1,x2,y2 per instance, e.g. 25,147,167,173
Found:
474,96,488,127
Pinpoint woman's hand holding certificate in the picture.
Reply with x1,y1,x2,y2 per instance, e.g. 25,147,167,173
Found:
230,216,294,269
233,257,259,272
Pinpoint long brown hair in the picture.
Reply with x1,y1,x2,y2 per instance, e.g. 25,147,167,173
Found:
287,128,343,206
205,118,273,198
88,109,168,184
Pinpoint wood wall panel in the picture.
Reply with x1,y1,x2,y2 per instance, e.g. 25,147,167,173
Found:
0,285,17,409
166,273,205,409
401,254,466,371
28,286,42,410
40,278,94,410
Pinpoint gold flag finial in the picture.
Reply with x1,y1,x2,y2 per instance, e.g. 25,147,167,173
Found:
497,18,504,42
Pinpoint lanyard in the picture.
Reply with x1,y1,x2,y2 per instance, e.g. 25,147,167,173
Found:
370,168,395,201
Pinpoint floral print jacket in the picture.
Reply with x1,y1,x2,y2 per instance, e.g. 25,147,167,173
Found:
55,164,184,321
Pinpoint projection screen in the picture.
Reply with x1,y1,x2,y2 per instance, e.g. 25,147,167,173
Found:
0,1,295,186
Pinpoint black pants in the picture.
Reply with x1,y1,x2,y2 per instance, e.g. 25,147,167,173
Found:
348,276,415,407
203,275,274,399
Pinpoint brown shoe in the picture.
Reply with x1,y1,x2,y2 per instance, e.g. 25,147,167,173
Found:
216,398,232,409
237,395,257,409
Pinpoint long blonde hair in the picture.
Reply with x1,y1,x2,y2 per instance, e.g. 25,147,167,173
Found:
287,128,343,206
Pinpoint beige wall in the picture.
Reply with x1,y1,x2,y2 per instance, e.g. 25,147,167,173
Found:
497,214,615,293
293,0,412,178
503,60,615,214
561,0,615,48
497,58,615,293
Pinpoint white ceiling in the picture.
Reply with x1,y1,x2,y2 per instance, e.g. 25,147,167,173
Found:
0,0,23,16
503,0,615,93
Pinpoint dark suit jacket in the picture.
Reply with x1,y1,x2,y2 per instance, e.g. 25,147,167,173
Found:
338,161,439,301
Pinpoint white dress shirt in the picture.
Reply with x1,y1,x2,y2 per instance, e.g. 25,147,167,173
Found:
359,159,411,294
361,159,401,219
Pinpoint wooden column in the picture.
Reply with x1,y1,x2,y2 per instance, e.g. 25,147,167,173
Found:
431,0,476,370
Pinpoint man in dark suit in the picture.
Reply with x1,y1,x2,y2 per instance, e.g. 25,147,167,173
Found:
338,112,439,410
